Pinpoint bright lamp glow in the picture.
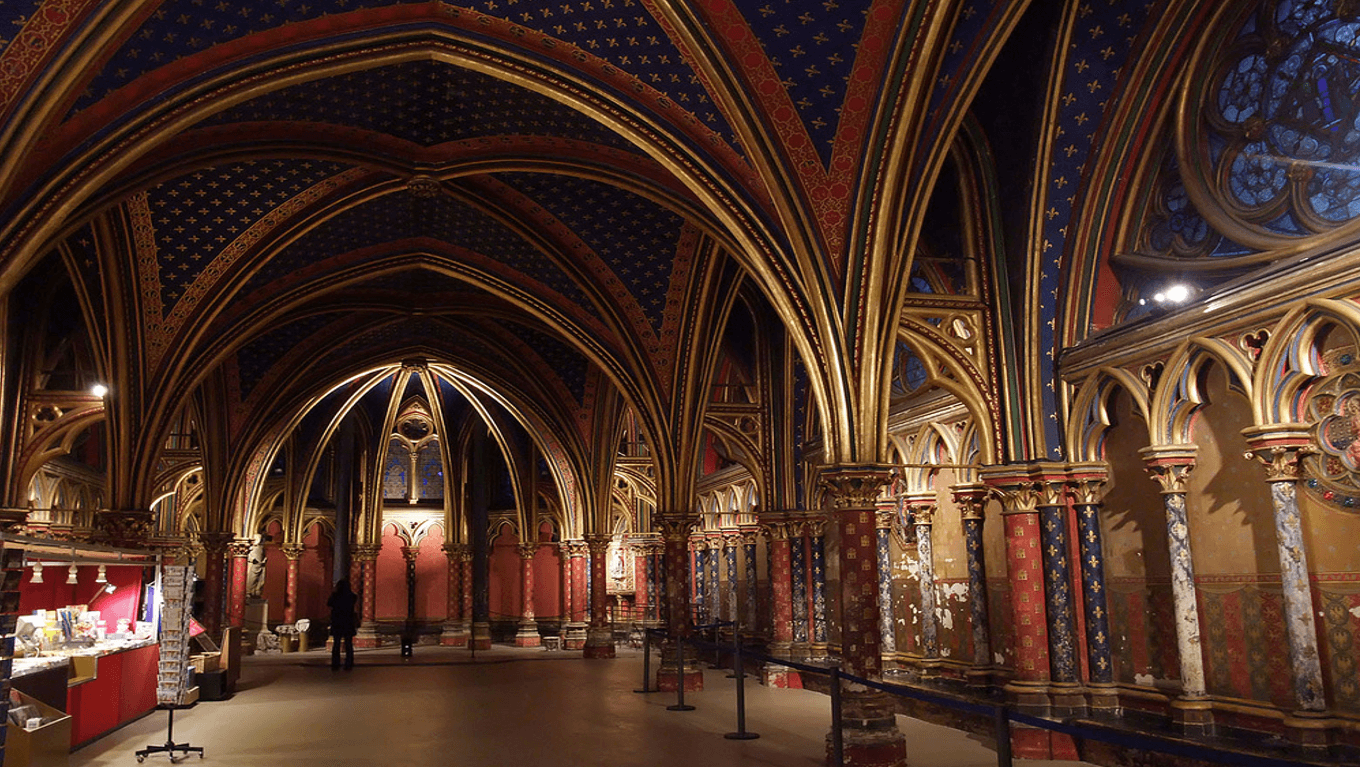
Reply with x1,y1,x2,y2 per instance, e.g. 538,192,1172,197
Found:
90,384,108,397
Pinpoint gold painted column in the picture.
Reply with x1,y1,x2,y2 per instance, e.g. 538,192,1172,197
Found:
821,466,906,767
656,513,702,692
561,541,588,650
281,543,305,626
514,541,541,647
582,534,615,659
440,543,467,647
1141,446,1211,735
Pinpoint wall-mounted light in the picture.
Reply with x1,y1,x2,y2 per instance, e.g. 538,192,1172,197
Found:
95,565,107,584
30,562,42,584
90,383,108,398
66,564,78,584
1139,283,1196,307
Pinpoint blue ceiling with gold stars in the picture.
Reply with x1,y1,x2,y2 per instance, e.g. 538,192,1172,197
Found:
235,311,349,399
495,319,590,406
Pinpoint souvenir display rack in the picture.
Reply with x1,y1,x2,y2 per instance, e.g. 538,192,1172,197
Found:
0,547,24,765
137,565,202,762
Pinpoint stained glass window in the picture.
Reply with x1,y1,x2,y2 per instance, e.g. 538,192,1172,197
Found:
383,438,408,500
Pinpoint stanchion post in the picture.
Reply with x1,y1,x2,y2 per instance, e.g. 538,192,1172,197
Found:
829,662,843,766
635,629,654,693
667,636,695,711
724,634,759,740
994,705,1012,767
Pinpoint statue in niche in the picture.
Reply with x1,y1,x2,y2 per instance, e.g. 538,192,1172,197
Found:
609,542,626,581
247,535,267,597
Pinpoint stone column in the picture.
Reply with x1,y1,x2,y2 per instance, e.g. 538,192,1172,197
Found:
952,484,994,688
634,539,651,624
281,543,305,626
648,541,662,624
1141,446,1211,734
705,535,720,624
808,520,828,657
821,466,906,767
352,544,381,648
1068,465,1117,711
227,539,252,630
875,507,898,667
1034,471,1083,716
561,541,587,649
979,469,1051,713
763,522,795,656
1243,426,1329,747
723,534,739,625
583,534,615,659
515,542,541,647
790,523,810,655
656,513,701,692
199,532,234,639
690,537,706,625
440,543,468,646
740,529,759,633
906,494,940,674
461,548,480,648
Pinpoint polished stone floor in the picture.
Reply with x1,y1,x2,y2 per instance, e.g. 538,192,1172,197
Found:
72,645,1095,767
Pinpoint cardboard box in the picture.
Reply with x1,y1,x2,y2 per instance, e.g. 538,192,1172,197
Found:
187,653,219,673
3,691,70,767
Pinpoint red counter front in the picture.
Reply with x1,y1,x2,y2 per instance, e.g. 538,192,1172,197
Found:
65,642,159,748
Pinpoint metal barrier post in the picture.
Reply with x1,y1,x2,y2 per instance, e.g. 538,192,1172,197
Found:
829,662,843,766
994,705,1012,767
634,630,654,693
667,637,695,711
724,634,758,740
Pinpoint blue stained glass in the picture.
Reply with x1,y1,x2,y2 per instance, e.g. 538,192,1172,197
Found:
383,439,409,499
417,442,444,501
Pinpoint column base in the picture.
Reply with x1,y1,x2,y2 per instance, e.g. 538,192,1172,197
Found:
658,647,704,692
825,690,905,767
1086,682,1120,715
439,621,468,647
583,626,615,659
1283,710,1334,752
1002,680,1051,715
470,621,492,651
762,664,803,689
513,621,541,647
1169,696,1214,737
1048,682,1087,717
562,622,587,650
353,624,381,649
964,666,994,691
808,642,829,659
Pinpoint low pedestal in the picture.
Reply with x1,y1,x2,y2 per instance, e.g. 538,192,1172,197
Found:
1170,696,1214,737
470,622,492,651
1283,710,1333,752
562,622,587,650
583,626,615,659
762,664,802,689
825,689,906,767
439,624,469,647
513,622,541,648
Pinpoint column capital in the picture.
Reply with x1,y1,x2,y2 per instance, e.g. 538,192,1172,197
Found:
1241,424,1315,481
583,533,611,556
350,543,382,562
951,483,989,520
198,531,235,556
979,468,1043,515
903,492,937,525
654,513,696,541
760,520,793,541
737,526,762,546
874,509,895,530
517,541,539,560
560,539,587,558
398,546,420,565
442,542,470,559
227,539,253,558
819,464,894,510
1067,462,1110,505
804,517,827,537
280,543,306,561
1140,445,1198,493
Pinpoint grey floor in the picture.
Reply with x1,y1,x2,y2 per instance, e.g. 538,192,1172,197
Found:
71,646,1096,766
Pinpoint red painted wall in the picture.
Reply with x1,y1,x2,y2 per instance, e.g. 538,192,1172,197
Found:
415,525,447,620
376,525,407,620
488,526,521,621
297,524,331,622
18,564,145,626
533,546,562,620
263,520,287,623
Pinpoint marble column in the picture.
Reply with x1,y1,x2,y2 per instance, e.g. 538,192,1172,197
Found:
352,544,381,648
1243,426,1329,745
1035,474,1083,716
875,507,898,666
227,539,252,630
1141,446,1211,734
723,534,739,625
808,520,828,656
907,494,940,674
980,469,1052,713
951,484,993,688
583,534,615,659
790,523,810,655
821,466,906,767
199,532,234,639
740,530,759,632
440,543,468,646
1068,466,1117,711
656,513,701,692
281,543,306,626
514,542,541,647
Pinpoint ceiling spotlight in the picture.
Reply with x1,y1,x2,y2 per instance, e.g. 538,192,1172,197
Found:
1151,283,1194,305
66,564,78,585
95,565,107,584
30,562,42,584
90,383,108,398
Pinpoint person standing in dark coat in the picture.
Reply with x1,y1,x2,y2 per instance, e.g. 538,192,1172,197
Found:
327,579,359,670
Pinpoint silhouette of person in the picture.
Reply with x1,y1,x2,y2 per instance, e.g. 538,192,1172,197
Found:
327,579,358,670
